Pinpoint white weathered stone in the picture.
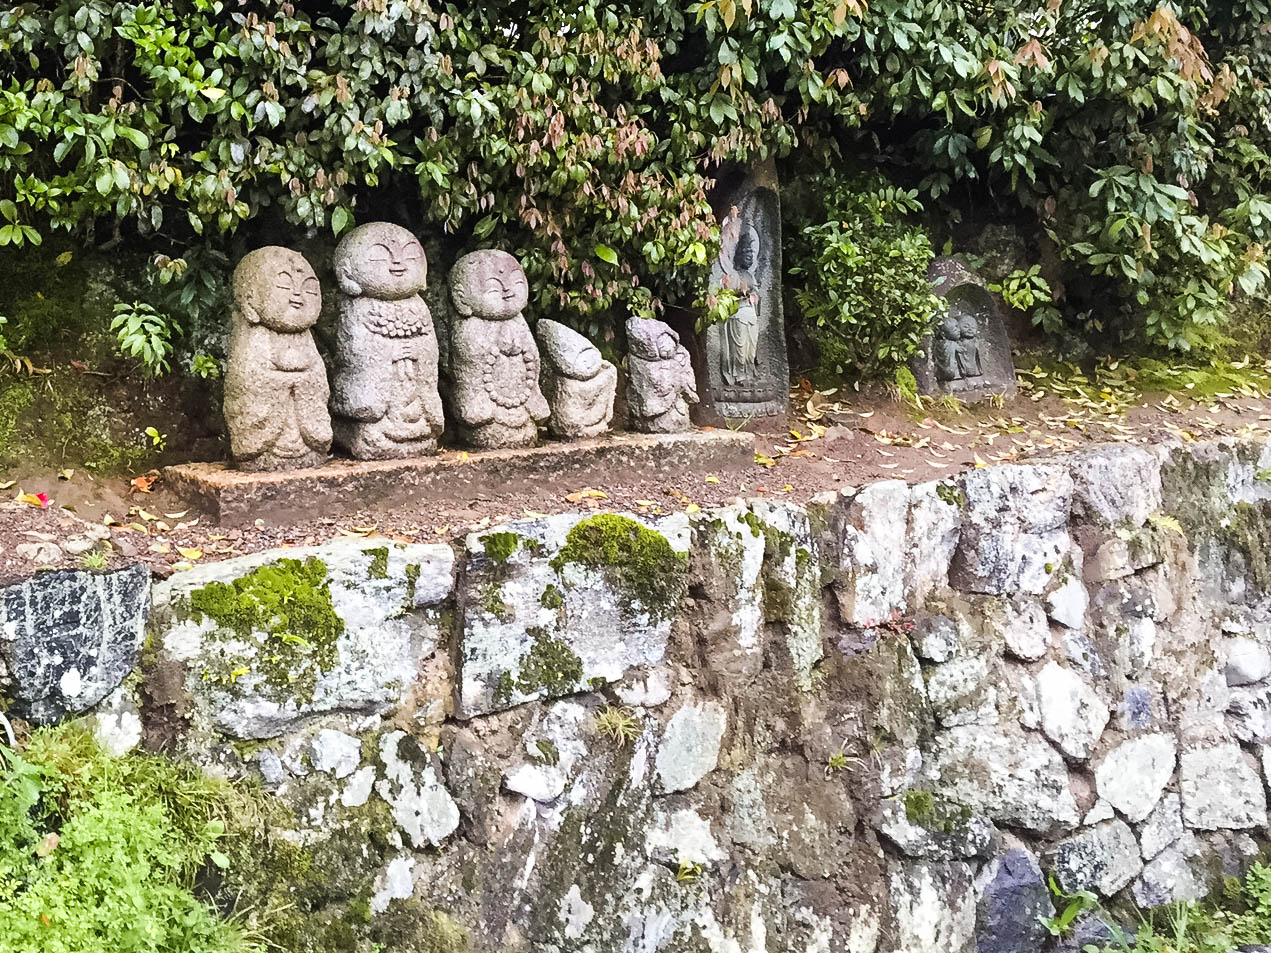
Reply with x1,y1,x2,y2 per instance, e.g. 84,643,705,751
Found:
1132,838,1205,908
834,480,910,627
645,809,727,865
505,763,566,804
656,701,726,793
905,482,962,607
1180,744,1267,830
88,685,143,757
341,765,376,808
1035,661,1109,759
871,797,994,860
1140,793,1186,860
1225,636,1271,686
912,615,958,663
887,860,976,953
984,598,1049,662
1227,683,1271,743
1084,800,1116,825
559,884,595,941
925,655,997,728
152,540,453,739
371,855,416,914
310,728,362,780
375,730,460,847
1068,445,1162,527
923,725,1079,833
456,512,689,717
950,463,1073,595
1046,575,1088,630
1093,734,1175,822
1049,819,1142,896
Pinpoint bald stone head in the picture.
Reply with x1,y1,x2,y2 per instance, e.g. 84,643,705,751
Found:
233,246,322,332
449,249,529,320
334,222,427,300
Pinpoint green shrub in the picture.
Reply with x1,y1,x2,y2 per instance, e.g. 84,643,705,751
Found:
787,172,943,377
0,724,260,953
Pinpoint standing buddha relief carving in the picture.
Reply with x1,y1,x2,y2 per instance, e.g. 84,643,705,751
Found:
223,246,332,471
329,223,445,460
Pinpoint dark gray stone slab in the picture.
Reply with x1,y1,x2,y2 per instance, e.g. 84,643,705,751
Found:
0,565,149,724
704,160,789,418
975,847,1052,953
913,257,1017,403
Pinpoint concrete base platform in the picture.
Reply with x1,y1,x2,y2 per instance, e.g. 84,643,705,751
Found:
164,430,755,525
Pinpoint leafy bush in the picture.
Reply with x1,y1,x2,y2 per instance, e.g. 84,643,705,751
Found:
787,172,943,377
1,0,1270,355
0,724,260,953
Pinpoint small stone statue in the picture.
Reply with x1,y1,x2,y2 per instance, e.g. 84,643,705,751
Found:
447,250,550,449
224,246,332,471
329,223,445,459
625,317,699,433
537,319,617,439
933,308,984,384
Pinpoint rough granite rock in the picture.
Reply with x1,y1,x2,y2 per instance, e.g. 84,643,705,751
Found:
912,614,958,663
926,654,997,728
1140,793,1187,861
1049,819,1142,895
536,319,617,439
1225,635,1271,686
455,512,690,717
1068,445,1163,527
951,463,1073,595
905,481,963,605
330,223,445,459
655,700,726,793
975,848,1053,953
1180,745,1268,830
984,598,1050,661
1036,661,1110,759
923,725,1080,833
1046,575,1089,630
626,317,699,433
224,246,332,470
833,480,910,626
872,797,995,860
1132,836,1205,908
0,565,149,724
1093,734,1175,822
152,539,454,739
447,249,550,449
888,859,977,953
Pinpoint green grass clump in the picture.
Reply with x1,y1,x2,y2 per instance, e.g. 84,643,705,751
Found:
0,723,262,953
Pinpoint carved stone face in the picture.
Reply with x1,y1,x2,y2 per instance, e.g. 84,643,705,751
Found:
334,222,427,300
449,249,529,320
233,246,322,332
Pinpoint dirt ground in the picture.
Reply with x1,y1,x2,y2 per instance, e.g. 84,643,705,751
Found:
3,361,1268,584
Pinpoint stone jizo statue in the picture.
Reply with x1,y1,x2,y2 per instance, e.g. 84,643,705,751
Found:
224,246,332,471
447,250,550,449
537,319,616,439
626,317,699,433
933,308,984,384
329,223,445,459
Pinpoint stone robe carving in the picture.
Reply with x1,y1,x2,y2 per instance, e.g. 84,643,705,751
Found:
537,319,616,439
224,246,332,471
447,250,550,449
330,223,445,459
626,317,699,433
911,257,1018,402
704,160,789,417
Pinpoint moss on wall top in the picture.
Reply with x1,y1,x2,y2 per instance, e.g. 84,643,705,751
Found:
550,514,686,622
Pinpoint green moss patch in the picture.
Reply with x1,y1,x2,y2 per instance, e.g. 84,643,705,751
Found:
366,547,389,580
189,557,344,701
515,628,584,697
480,531,521,563
902,788,973,833
550,514,686,621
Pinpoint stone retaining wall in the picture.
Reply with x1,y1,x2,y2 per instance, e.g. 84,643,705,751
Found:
4,436,1271,952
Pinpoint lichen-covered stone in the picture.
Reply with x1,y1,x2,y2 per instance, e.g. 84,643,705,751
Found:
872,793,994,860
1068,445,1163,527
1036,660,1109,759
1093,734,1174,822
1140,793,1186,861
749,499,824,689
0,564,149,723
905,481,962,606
1049,819,1141,895
1180,744,1267,830
152,540,453,738
925,654,997,728
375,730,460,847
887,859,977,953
923,725,1079,833
456,512,689,717
1132,837,1205,908
655,700,726,793
833,480,909,626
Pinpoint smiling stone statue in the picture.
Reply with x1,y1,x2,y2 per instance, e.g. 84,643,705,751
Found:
224,246,332,471
447,249,550,449
329,222,445,459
